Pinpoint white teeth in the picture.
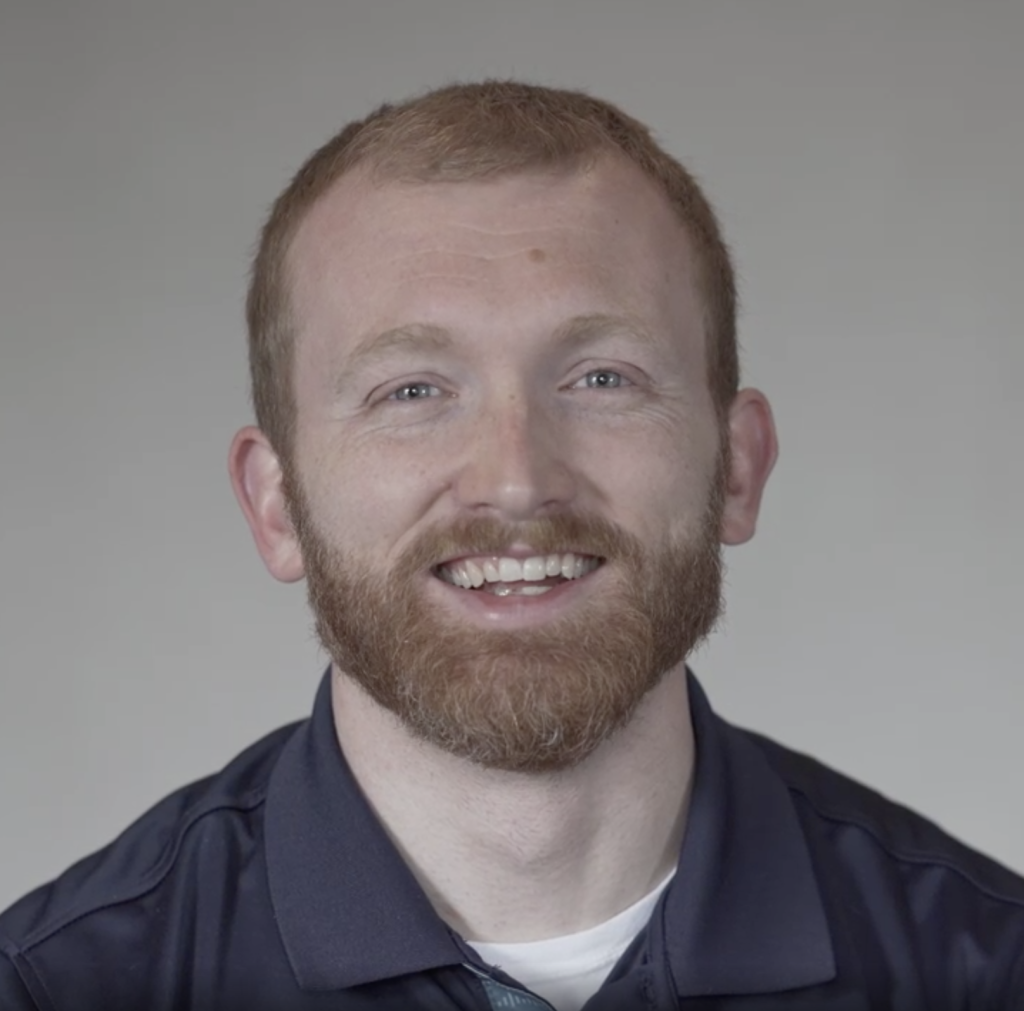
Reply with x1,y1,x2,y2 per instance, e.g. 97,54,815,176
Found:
522,556,547,581
498,557,523,582
446,566,471,589
515,584,552,596
439,551,600,589
465,559,485,588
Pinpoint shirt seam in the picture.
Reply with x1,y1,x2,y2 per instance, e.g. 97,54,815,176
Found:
0,946,56,1011
786,783,1024,912
16,785,269,955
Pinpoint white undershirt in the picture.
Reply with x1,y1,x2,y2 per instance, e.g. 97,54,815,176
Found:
466,870,674,1011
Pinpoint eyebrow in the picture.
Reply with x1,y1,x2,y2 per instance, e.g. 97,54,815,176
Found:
337,312,659,389
548,312,660,350
335,325,456,393
343,323,456,375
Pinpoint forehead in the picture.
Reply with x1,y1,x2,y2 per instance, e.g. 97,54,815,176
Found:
286,157,703,357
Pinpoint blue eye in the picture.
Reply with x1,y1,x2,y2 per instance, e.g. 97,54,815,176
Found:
391,382,441,401
577,370,626,389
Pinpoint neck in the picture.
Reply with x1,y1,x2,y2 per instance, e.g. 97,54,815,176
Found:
331,664,695,943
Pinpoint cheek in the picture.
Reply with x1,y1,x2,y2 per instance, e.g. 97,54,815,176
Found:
297,436,446,549
590,425,720,540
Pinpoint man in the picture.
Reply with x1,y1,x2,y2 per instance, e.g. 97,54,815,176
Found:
1,80,1021,1011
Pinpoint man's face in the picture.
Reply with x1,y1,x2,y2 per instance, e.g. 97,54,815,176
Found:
283,157,730,771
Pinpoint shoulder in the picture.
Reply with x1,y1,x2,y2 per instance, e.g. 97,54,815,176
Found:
739,722,1024,1000
0,720,300,955
744,726,1024,904
729,725,1024,1001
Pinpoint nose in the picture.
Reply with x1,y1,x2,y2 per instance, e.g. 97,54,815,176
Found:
452,394,577,520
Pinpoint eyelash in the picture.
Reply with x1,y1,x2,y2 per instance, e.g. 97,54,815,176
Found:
572,369,631,389
388,381,442,402
379,368,633,405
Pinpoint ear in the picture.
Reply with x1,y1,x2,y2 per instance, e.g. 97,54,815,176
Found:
719,388,779,546
228,426,305,582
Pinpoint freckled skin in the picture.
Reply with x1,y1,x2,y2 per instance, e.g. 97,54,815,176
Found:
286,157,724,576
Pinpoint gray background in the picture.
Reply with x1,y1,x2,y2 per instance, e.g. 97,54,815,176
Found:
1,0,1021,910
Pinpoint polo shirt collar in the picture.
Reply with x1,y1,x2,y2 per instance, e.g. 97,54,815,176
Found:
265,671,465,990
265,669,835,995
660,676,835,995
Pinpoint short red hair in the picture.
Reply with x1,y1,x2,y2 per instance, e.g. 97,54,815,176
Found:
247,80,738,460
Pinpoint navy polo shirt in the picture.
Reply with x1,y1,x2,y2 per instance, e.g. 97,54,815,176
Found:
2,670,1023,1010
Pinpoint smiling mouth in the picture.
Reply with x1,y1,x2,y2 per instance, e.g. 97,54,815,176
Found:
434,552,604,597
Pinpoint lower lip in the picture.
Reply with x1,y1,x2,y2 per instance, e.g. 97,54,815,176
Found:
425,567,604,627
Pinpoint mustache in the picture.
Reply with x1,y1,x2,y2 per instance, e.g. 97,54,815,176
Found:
399,513,643,573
